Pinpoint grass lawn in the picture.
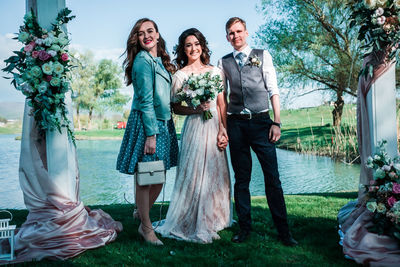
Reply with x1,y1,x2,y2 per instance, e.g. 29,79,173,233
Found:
8,193,358,266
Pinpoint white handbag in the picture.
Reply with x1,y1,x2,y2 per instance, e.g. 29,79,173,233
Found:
136,160,165,186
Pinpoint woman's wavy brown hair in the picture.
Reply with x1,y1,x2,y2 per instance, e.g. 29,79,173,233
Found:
174,28,211,69
122,18,176,86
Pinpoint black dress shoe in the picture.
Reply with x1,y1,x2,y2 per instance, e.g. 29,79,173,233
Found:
279,235,298,247
231,230,250,243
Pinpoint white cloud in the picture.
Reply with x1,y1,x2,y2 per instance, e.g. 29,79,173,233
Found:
69,43,125,65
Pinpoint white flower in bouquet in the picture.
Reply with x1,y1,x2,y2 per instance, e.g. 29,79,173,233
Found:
195,88,204,96
18,31,29,43
53,62,64,75
35,38,44,45
382,165,391,172
377,16,386,25
395,0,400,9
42,62,53,75
47,50,57,57
374,155,381,161
374,168,387,179
38,81,48,94
50,44,61,52
377,202,387,213
31,66,42,77
393,163,400,172
50,77,61,87
364,0,377,9
375,7,384,16
367,201,378,212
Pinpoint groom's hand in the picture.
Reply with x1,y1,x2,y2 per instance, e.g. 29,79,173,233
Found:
269,125,281,143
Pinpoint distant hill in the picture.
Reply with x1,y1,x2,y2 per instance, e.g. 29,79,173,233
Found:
0,102,24,119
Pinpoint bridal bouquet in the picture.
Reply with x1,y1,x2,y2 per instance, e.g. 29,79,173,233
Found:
348,0,400,77
175,71,224,120
364,141,400,243
2,8,76,142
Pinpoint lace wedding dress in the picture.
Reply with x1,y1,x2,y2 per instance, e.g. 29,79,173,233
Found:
155,67,232,243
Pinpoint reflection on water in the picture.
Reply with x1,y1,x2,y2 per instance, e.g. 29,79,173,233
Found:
0,135,360,209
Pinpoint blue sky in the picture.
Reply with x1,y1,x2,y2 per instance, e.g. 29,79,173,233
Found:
0,0,265,101
0,0,327,107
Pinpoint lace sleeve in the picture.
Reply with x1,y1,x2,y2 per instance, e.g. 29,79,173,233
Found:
171,71,185,103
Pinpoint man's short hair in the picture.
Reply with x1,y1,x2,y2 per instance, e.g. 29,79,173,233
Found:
225,17,247,34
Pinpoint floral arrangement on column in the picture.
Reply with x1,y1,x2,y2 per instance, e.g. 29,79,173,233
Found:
348,0,400,76
2,8,76,142
364,141,400,243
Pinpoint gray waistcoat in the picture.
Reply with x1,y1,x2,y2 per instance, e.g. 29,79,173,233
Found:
221,49,269,114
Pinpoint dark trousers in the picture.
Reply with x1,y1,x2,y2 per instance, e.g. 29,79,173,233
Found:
227,115,289,236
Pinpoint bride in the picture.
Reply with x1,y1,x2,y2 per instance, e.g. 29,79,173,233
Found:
155,28,232,243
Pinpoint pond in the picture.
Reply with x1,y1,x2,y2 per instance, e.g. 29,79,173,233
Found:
0,134,360,209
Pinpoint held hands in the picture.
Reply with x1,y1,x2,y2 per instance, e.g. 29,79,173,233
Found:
269,125,281,143
217,127,229,151
144,135,156,154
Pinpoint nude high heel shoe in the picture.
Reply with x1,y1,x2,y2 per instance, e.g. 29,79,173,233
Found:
138,224,163,246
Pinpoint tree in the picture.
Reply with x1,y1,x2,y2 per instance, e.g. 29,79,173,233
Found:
255,0,362,126
70,52,130,129
69,51,96,130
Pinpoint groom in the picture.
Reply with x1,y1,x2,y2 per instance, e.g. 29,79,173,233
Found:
217,17,297,246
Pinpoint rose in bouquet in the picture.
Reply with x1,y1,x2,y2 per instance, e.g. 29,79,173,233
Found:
175,71,224,120
364,140,400,243
348,0,400,77
2,8,76,142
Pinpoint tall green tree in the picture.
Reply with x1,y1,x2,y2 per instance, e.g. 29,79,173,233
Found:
69,51,96,130
70,53,130,129
255,0,362,126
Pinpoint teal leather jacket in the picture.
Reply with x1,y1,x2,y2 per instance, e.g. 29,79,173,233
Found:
131,50,172,136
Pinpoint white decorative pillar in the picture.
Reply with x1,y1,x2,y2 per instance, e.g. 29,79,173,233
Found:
366,64,398,158
26,0,78,202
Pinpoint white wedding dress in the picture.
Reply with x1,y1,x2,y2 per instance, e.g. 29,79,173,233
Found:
155,67,232,243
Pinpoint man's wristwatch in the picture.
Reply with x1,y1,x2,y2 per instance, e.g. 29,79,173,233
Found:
271,121,282,128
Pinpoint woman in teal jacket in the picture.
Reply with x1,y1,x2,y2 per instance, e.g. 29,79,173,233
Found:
117,18,178,246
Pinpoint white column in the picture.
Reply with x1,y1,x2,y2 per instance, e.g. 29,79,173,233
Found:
366,64,398,158
26,0,78,202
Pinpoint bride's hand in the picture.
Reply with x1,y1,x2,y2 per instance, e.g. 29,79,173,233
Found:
144,135,156,154
195,101,211,113
217,128,229,151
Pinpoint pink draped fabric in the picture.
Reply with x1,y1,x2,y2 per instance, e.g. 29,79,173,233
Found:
1,99,122,265
339,51,400,265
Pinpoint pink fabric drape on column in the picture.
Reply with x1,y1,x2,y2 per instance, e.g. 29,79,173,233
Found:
2,99,122,264
340,51,400,266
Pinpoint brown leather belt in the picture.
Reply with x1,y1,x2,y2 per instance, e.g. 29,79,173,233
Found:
228,111,270,120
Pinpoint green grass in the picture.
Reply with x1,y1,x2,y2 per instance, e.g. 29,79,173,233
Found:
0,122,22,134
8,193,358,266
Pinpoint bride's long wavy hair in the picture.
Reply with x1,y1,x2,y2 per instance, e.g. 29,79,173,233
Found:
122,18,176,86
174,28,211,69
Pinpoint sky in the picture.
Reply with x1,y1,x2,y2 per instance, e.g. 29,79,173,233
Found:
0,0,325,108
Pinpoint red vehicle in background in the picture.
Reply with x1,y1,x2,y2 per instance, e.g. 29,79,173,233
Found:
115,121,126,129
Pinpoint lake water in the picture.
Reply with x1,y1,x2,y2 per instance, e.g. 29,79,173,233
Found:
0,134,360,209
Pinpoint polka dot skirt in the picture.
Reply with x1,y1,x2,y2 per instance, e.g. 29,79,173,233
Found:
116,110,179,174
